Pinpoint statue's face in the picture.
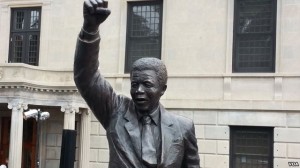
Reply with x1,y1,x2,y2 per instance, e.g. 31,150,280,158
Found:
130,70,166,114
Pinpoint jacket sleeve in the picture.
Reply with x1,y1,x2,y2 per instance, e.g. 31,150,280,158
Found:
74,34,120,129
181,120,200,168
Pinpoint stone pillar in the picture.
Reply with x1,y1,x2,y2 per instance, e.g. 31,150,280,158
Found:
7,100,28,168
61,105,78,130
78,109,91,168
60,104,79,168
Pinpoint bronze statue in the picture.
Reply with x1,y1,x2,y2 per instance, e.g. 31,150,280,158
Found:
74,0,200,167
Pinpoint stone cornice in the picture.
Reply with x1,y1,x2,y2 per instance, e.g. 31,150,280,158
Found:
0,64,77,92
0,84,78,93
0,86,88,109
0,64,87,108
1,64,300,111
0,0,51,8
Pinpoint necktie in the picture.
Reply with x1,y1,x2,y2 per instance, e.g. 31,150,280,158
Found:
141,115,157,166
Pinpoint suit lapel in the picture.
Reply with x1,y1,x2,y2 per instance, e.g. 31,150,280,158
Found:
159,104,179,167
123,103,182,167
124,104,142,159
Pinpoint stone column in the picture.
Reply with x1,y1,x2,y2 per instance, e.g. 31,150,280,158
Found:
60,104,79,168
61,104,78,130
78,109,91,168
7,100,28,168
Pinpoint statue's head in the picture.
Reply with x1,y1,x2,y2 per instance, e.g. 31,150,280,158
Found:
130,57,168,87
130,57,168,114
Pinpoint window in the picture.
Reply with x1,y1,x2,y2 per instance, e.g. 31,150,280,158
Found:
9,7,41,66
233,0,277,72
125,1,163,72
230,126,274,168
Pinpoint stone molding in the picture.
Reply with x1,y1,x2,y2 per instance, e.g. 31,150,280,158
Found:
0,87,88,110
61,104,79,130
0,64,76,92
0,85,78,93
61,104,80,114
1,64,300,111
0,0,51,8
7,100,28,112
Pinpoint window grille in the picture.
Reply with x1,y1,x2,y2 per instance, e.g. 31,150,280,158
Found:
230,126,274,168
9,8,41,66
125,1,163,73
233,0,276,72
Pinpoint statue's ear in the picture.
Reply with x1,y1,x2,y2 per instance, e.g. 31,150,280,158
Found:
160,85,167,96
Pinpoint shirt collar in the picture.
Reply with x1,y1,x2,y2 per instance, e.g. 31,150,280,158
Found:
137,106,160,126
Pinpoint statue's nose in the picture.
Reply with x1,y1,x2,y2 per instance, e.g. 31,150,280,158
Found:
137,84,145,93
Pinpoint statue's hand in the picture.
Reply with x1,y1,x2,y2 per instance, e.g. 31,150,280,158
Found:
83,0,111,33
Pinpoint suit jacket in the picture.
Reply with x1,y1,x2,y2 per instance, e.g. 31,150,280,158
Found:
74,35,200,168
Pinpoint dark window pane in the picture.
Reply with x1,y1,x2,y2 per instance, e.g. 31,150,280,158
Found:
9,7,41,66
236,35,273,70
30,10,40,29
15,11,25,30
12,34,24,63
28,34,38,65
230,127,273,168
238,0,273,34
233,0,276,72
125,1,162,72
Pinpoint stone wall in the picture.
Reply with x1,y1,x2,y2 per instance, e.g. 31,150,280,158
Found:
44,111,63,168
89,113,109,168
43,111,80,168
89,109,300,168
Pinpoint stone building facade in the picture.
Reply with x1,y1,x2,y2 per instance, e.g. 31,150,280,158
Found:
0,0,299,168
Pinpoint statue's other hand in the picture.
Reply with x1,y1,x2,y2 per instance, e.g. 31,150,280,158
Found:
83,0,111,33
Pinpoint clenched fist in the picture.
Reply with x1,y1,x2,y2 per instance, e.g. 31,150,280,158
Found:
83,0,111,33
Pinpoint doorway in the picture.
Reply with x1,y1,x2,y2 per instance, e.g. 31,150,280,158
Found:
0,117,37,168
22,118,37,168
0,117,10,166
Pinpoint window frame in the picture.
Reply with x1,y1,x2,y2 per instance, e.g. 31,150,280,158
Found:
9,7,42,66
125,0,163,73
232,0,277,73
230,126,274,168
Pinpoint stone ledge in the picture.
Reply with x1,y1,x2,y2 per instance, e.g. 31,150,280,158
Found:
0,84,78,93
163,99,300,111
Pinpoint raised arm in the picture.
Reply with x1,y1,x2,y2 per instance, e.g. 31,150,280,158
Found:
74,0,116,129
